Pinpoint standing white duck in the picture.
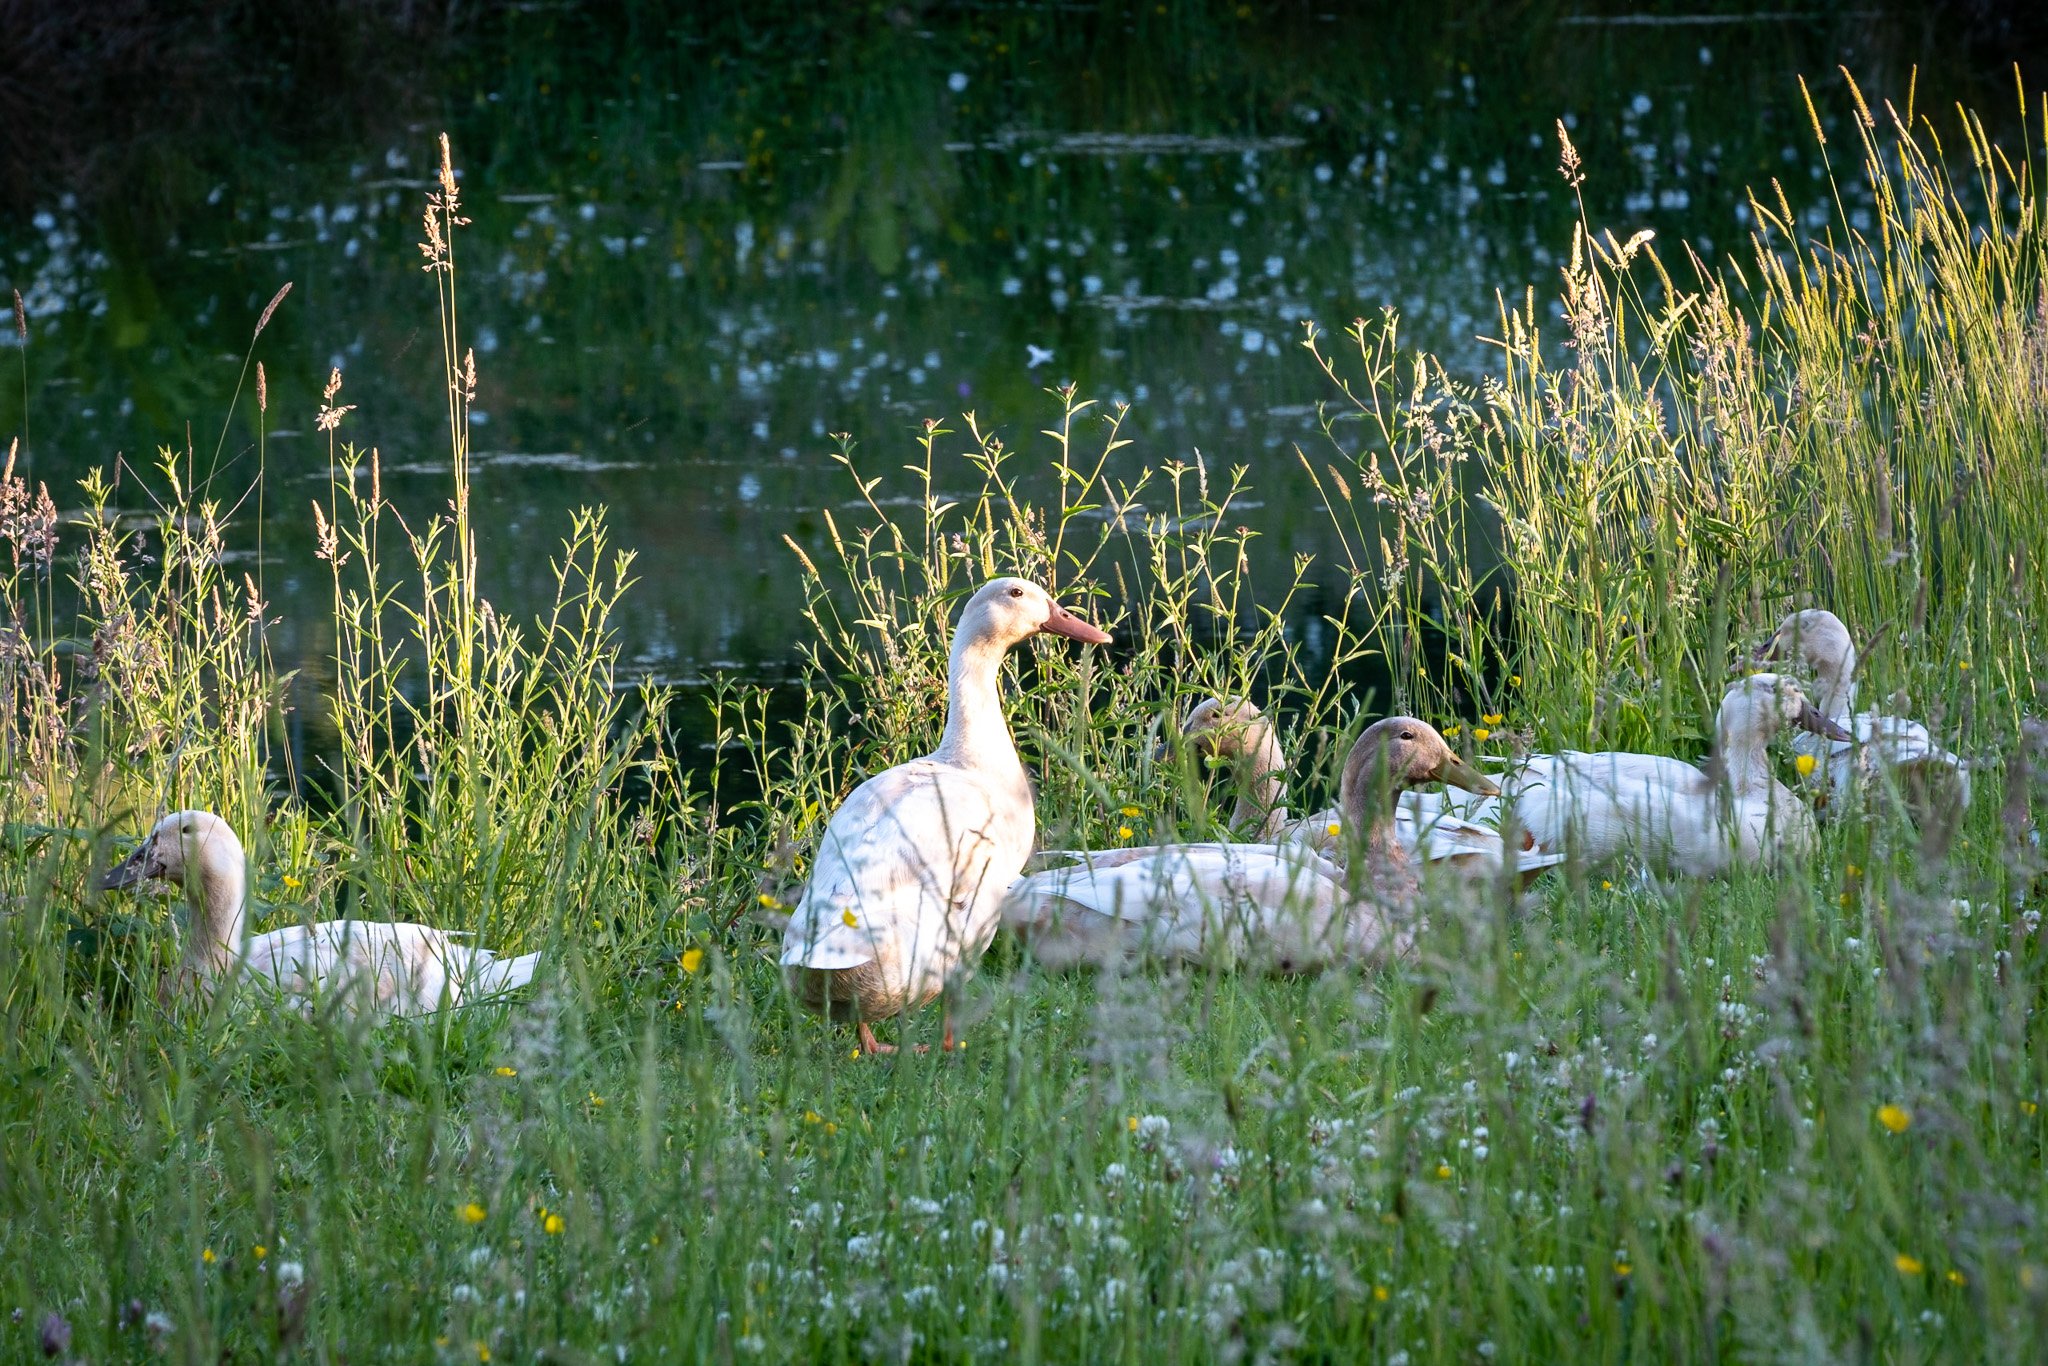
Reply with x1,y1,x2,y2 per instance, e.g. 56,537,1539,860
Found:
99,810,541,1018
780,577,1111,1054
1003,718,1498,972
1469,674,1850,877
1757,608,1972,816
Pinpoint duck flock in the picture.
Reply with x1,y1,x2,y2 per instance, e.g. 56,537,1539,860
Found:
99,580,1970,1049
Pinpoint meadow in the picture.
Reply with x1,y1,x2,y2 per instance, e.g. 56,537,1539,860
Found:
3,80,2047,1363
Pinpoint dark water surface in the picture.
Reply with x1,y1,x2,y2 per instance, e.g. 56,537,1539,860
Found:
0,4,2036,707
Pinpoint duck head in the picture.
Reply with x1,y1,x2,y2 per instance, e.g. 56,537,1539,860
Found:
961,577,1111,648
1755,609,1856,690
1718,673,1854,748
99,810,244,892
1178,696,1273,762
1340,716,1500,811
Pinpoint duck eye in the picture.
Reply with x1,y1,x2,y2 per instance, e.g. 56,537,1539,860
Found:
1400,730,1416,740
1008,587,1024,598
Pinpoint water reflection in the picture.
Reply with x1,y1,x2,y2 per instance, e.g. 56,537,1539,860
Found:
0,3,2035,693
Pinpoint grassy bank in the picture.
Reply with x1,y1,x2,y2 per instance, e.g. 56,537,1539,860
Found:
3,84,2047,1362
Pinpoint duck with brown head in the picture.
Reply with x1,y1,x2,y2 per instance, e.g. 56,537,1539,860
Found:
1002,717,1498,973
780,576,1110,1054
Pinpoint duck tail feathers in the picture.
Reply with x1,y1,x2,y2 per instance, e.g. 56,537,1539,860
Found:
470,950,542,997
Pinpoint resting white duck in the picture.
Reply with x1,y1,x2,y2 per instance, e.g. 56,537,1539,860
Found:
1464,674,1851,877
99,810,541,1017
1071,696,1561,885
1757,608,1972,816
1002,718,1498,972
780,576,1111,1055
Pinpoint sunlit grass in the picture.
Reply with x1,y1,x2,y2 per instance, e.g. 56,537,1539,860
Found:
3,83,2047,1362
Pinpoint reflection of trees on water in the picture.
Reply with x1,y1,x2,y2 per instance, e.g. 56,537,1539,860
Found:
1,1,2041,684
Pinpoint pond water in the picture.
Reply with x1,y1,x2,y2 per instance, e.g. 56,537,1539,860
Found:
0,5,2034,712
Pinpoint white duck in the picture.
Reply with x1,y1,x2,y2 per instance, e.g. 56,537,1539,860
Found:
1467,674,1850,877
99,810,541,1018
1757,608,1972,816
1002,718,1498,972
780,576,1111,1054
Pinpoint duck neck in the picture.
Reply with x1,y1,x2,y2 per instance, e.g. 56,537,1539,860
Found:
932,626,1023,776
1344,772,1418,907
1808,654,1857,720
185,845,248,977
1710,722,1775,796
1229,723,1289,839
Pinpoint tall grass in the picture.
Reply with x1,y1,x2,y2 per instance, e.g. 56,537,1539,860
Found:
3,85,2047,1364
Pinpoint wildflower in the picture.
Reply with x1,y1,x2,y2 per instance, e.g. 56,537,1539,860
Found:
1601,880,1613,891
202,1248,216,1265
1325,822,1341,837
39,1311,70,1357
840,909,858,928
1947,1269,1967,1286
757,893,781,908
1119,805,1142,818
1509,675,1522,687
1117,825,1134,840
1472,728,1492,742
276,1261,305,1290
542,1210,564,1236
460,1202,487,1225
1959,660,1970,671
588,1092,605,1108
1794,754,1818,778
1443,724,1461,737
1435,1163,1452,1179
282,875,303,891
254,1244,268,1259
495,1066,517,1078
1877,1104,1912,1134
1373,1285,1389,1303
1896,1254,1924,1276
1614,1261,1633,1277
1126,1116,1139,1132
2023,1101,2038,1117
476,1344,492,1362
1481,713,1504,726
804,1110,824,1125
681,948,704,975
825,1122,838,1135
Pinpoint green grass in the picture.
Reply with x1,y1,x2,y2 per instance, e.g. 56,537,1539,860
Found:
4,84,2048,1362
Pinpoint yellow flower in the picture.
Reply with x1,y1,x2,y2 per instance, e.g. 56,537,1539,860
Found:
1794,754,1818,778
1373,1285,1389,1303
1120,805,1142,818
588,1092,605,1108
1878,1104,1911,1134
825,1122,838,1135
1959,660,1971,671
841,909,858,927
542,1211,564,1236
202,1248,216,1264
804,1109,824,1125
681,948,704,975
1117,825,1134,840
2023,1101,2039,1117
1509,675,1522,687
1847,864,1861,877
282,875,303,891
1601,880,1613,891
1127,1116,1139,1132
460,1202,487,1225
1325,822,1341,838
1435,1163,1452,1179
495,1066,517,1077
1947,1269,1967,1286
1614,1261,1633,1277
757,893,781,909
1481,713,1503,726
1472,727,1492,742
476,1345,492,1363
1895,1253,1924,1276
1443,724,1461,737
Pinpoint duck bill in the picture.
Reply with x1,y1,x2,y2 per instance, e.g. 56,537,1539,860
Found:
1041,601,1111,645
99,842,156,890
1752,636,1783,663
1437,753,1501,797
1796,700,1853,742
